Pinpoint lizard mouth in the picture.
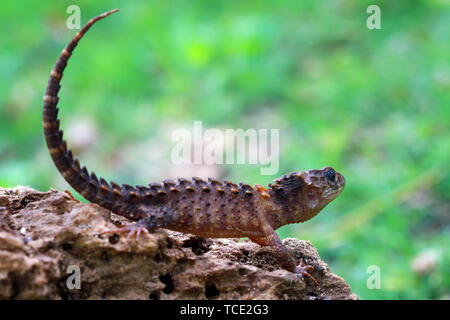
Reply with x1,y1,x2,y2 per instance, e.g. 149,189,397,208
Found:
335,172,345,193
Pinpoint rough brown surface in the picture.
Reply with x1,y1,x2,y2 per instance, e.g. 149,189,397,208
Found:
0,186,357,300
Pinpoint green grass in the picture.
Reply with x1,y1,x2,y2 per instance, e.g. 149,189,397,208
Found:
0,0,448,299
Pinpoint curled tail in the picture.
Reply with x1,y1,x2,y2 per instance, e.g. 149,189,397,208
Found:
43,10,123,213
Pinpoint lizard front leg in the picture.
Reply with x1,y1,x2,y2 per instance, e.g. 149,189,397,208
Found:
250,227,318,285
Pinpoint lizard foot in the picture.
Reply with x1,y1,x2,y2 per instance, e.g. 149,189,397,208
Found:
295,259,318,286
64,190,80,202
100,223,149,242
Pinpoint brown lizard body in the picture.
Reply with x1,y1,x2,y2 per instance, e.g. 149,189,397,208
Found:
43,9,345,284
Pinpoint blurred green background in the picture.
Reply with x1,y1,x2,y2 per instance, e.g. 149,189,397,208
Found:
0,0,448,299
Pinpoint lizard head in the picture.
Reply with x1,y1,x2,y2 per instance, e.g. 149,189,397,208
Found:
299,166,345,204
269,166,345,224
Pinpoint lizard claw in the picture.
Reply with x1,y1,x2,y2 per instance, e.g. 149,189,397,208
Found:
100,223,149,242
64,190,80,202
295,259,318,286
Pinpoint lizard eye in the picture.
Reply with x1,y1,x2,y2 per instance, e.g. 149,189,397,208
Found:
325,168,335,182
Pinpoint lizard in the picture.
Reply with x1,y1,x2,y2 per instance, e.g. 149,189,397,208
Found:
43,9,345,285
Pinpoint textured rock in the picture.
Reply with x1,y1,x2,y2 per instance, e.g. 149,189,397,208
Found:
0,186,357,300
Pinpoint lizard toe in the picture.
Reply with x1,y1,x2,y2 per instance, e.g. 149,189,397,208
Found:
295,260,318,286
100,223,149,243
